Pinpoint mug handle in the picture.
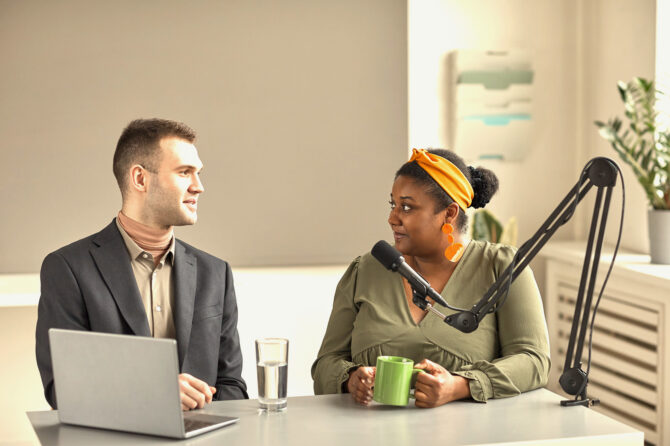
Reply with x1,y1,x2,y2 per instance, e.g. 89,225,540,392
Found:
408,368,426,399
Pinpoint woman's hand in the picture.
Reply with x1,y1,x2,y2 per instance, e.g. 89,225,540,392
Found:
413,359,470,408
346,366,376,405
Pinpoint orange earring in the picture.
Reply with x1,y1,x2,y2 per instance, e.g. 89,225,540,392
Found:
442,223,455,244
441,223,464,262
444,244,464,262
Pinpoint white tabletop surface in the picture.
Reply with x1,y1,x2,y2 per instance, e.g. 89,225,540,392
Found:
27,389,643,445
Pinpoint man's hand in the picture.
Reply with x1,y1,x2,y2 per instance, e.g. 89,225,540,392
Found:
346,366,376,405
179,373,217,411
413,359,470,408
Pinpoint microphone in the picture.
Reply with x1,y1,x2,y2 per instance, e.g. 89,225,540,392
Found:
371,240,449,307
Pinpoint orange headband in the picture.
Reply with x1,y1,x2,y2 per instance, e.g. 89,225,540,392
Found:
408,149,474,210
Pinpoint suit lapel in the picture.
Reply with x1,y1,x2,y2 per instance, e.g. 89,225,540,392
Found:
173,241,197,367
91,221,151,337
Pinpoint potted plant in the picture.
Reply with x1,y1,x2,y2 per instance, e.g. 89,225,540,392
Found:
471,209,517,247
595,77,670,263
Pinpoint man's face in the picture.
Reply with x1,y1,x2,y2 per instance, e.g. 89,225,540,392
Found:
144,137,204,228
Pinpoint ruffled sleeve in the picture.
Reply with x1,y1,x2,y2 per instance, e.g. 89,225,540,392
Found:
311,258,364,394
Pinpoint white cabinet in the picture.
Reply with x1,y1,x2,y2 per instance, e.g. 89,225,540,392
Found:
541,242,670,446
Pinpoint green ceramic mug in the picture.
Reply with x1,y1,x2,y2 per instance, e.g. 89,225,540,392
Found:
372,356,424,406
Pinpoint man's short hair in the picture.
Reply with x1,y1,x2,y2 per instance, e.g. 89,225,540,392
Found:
113,118,197,195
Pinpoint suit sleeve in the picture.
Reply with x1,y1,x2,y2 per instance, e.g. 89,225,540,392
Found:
35,252,91,409
213,262,248,400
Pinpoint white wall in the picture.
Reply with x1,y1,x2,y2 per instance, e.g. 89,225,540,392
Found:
578,0,656,250
657,0,670,131
408,0,656,267
408,0,580,247
233,266,347,399
0,305,47,444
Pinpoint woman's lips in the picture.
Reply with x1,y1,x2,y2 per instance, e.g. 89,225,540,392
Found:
393,232,407,241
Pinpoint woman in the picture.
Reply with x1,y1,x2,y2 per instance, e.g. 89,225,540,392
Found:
311,148,550,408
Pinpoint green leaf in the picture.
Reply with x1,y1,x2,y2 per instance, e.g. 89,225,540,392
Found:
595,77,670,209
617,82,628,101
636,139,647,160
598,126,616,142
472,210,504,243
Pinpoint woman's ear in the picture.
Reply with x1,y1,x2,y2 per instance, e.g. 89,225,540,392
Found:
444,202,460,225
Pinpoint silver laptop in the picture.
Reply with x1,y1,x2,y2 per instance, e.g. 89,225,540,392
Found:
49,328,239,439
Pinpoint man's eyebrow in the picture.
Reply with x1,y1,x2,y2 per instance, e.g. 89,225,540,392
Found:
174,164,202,171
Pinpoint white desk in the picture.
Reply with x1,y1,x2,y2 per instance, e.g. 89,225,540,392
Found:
27,389,642,445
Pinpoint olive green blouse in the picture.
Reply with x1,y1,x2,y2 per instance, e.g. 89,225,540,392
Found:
311,240,550,402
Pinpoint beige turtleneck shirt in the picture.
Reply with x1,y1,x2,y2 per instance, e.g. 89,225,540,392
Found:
116,212,176,339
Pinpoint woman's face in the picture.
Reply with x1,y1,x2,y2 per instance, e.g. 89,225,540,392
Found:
388,175,451,258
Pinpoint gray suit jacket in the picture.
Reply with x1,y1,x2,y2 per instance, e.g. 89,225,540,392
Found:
35,220,248,408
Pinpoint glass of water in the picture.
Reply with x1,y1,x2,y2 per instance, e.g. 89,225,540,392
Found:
255,338,288,411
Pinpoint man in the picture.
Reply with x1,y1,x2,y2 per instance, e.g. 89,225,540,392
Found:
35,119,247,410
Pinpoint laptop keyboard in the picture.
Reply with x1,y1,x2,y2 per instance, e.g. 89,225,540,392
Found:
184,417,217,433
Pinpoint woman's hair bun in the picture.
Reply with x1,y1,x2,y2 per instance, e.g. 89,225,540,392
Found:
468,165,499,209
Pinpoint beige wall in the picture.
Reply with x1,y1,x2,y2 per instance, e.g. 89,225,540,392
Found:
0,0,408,273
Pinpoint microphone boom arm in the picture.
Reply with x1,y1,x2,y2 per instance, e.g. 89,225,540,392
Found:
411,157,619,408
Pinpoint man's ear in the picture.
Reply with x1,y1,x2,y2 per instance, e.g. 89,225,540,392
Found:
129,164,148,193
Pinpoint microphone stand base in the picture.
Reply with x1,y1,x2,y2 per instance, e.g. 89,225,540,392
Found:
560,398,600,408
